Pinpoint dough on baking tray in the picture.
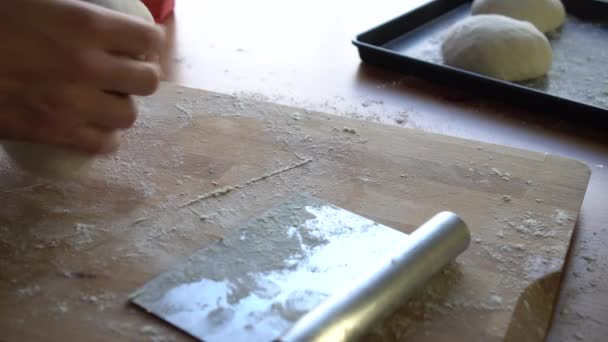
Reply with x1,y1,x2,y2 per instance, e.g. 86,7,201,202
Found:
471,0,566,33
441,15,553,82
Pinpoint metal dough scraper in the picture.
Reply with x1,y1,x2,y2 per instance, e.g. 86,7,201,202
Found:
130,193,470,341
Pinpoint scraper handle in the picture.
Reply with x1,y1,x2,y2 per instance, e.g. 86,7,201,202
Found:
277,211,471,342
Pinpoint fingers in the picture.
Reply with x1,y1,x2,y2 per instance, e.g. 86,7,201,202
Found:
78,50,160,96
48,1,164,94
66,126,120,154
54,0,165,59
91,54,160,96
69,89,138,129
102,17,166,59
28,83,138,129
79,1,165,59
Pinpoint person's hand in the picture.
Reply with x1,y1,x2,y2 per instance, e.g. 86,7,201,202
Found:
0,0,165,154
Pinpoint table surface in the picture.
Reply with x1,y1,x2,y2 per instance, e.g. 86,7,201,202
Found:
158,0,608,341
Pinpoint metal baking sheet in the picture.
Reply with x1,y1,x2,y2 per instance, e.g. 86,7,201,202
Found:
353,0,608,125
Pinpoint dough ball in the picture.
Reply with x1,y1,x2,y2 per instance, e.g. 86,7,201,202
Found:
471,0,566,33
441,15,553,82
1,1,151,179
1,142,94,179
83,0,154,22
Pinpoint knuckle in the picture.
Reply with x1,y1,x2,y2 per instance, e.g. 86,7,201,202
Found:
26,116,65,146
137,65,161,95
141,26,164,52
66,53,99,83
136,30,155,53
76,6,108,35
67,6,103,36
29,118,53,141
38,91,68,117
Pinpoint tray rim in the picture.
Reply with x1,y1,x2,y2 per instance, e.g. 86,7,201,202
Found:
352,0,608,125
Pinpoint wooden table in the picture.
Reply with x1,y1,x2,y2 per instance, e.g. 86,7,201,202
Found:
158,1,608,341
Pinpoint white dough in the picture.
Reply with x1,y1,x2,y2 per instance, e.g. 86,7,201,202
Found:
1,1,153,178
1,141,94,179
471,0,566,33
441,15,553,82
84,0,154,22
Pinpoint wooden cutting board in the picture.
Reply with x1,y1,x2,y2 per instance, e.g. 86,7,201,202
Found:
0,83,590,342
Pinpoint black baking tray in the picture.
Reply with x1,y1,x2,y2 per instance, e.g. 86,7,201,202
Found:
353,0,608,125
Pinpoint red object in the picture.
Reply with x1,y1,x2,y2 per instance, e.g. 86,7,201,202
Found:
141,0,175,23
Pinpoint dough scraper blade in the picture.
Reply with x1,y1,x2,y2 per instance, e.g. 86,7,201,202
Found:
130,193,470,341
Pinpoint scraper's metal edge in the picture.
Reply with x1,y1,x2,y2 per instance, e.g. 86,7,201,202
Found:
278,211,471,342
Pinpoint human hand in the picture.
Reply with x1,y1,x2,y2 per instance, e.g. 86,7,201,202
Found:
0,0,165,154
